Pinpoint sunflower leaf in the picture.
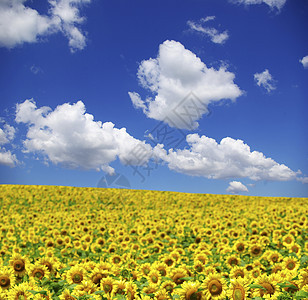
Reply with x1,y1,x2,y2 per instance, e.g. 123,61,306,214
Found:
249,284,267,290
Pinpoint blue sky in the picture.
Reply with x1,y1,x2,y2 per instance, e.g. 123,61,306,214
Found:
0,0,307,196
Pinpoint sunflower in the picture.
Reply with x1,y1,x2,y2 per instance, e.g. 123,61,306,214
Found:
202,273,227,300
298,268,308,289
249,244,262,257
193,261,205,273
178,281,204,300
226,255,240,268
252,274,280,299
140,263,152,277
161,280,176,294
282,256,299,272
153,262,169,277
113,279,126,296
28,262,50,280
229,266,249,279
7,281,33,300
89,267,109,286
9,253,29,278
266,251,283,264
0,266,15,290
147,270,162,285
169,267,188,285
65,264,86,285
59,289,75,300
233,241,246,254
125,281,138,300
100,276,116,296
154,289,170,300
227,278,250,300
72,280,99,299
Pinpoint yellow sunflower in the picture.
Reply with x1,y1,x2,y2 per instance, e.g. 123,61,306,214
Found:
9,253,29,278
202,273,227,300
282,256,299,272
72,280,99,299
28,262,50,281
229,266,249,280
227,278,250,300
100,276,116,296
7,282,33,300
147,270,162,286
252,274,280,299
59,289,75,300
125,281,138,300
178,281,204,300
65,264,86,285
0,266,15,291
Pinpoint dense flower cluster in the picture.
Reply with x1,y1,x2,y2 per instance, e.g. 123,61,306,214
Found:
0,185,307,299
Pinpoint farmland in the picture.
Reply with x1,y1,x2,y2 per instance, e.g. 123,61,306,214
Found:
0,184,307,299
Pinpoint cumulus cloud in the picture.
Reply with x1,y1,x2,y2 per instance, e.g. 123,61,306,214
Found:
187,17,229,44
230,0,287,10
254,69,276,93
153,133,299,181
0,124,18,167
15,99,153,174
0,0,90,52
227,181,249,193
300,55,308,69
129,40,243,129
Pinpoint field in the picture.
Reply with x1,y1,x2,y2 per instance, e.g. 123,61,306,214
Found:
0,185,307,300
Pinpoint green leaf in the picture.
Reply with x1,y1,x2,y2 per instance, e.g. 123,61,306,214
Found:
277,282,298,289
180,277,194,281
295,290,308,299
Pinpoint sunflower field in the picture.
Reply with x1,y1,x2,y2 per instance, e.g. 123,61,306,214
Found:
0,185,307,300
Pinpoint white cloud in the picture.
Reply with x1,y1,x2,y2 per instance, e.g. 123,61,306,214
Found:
300,55,308,69
0,124,18,167
0,148,19,167
15,99,153,174
227,181,249,193
153,133,299,181
231,0,287,10
129,40,243,129
254,69,276,93
0,0,90,52
187,17,229,44
297,177,308,184
0,124,16,145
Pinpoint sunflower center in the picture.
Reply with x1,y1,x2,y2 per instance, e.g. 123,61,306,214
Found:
17,292,27,300
0,276,10,288
113,257,121,264
173,273,185,285
235,270,244,278
143,268,150,275
287,262,295,270
165,284,173,292
43,262,52,272
72,273,83,283
186,290,201,300
33,269,45,279
195,266,203,272
260,283,274,296
209,280,222,296
271,255,278,263
237,244,244,252
13,260,25,272
103,283,112,293
251,247,261,255
165,259,173,266
159,269,166,276
92,273,103,284
233,287,245,300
